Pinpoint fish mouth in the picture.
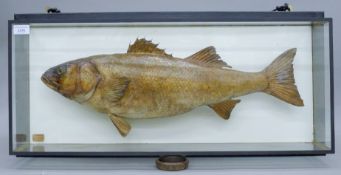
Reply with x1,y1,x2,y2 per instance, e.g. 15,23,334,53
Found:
41,74,59,91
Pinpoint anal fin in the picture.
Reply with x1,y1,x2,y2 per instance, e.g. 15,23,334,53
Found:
208,99,241,120
109,114,131,137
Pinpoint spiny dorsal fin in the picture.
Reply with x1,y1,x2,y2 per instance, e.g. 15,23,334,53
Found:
109,114,131,137
103,77,130,103
185,46,232,68
127,38,173,58
208,99,241,120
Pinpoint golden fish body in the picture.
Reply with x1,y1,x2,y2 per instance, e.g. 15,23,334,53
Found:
87,54,266,119
41,39,303,136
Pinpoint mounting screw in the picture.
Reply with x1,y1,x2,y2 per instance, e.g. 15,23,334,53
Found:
45,7,61,14
273,3,293,12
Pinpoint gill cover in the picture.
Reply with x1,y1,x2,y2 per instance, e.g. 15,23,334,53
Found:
73,62,101,103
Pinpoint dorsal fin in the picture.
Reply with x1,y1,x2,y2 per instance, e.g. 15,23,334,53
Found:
185,46,231,68
127,38,173,58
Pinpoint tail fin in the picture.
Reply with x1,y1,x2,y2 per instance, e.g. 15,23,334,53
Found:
263,48,304,106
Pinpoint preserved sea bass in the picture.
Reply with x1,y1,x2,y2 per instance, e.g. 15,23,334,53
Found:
41,39,304,136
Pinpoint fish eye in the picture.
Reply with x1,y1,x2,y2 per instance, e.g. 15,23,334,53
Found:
56,68,62,74
56,65,67,74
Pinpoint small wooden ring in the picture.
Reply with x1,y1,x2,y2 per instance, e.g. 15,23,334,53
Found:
155,155,188,171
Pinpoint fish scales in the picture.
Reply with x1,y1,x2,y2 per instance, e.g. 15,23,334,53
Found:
88,54,266,118
41,38,303,136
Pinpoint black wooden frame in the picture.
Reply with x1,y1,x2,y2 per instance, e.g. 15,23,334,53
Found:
8,12,334,157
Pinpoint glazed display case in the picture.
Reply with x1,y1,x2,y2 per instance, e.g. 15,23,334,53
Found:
8,12,334,157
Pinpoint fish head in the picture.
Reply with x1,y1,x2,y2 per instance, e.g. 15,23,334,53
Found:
41,61,101,103
41,62,79,98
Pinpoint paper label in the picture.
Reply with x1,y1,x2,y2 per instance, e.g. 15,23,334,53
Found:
13,25,30,35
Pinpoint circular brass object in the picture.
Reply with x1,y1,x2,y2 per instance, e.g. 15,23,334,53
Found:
155,155,189,171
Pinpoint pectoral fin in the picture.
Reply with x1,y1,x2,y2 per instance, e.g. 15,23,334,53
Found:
208,99,241,120
103,77,130,103
109,114,131,137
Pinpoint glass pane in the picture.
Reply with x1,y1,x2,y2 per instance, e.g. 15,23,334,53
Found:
11,21,333,154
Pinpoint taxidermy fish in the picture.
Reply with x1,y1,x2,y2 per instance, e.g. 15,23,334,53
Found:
41,38,304,137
